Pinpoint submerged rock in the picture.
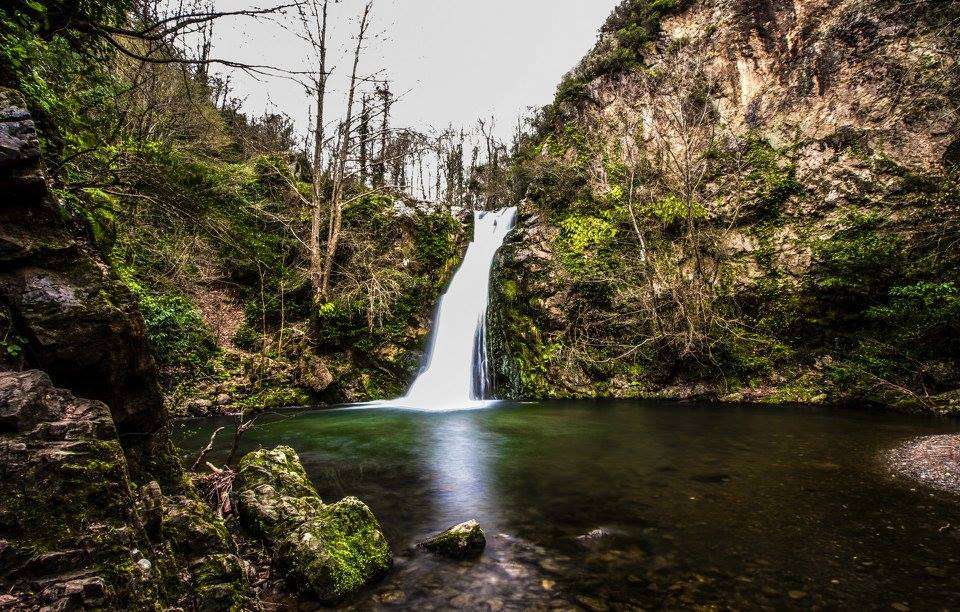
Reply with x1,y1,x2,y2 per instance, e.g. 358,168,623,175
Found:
237,446,391,603
419,520,487,559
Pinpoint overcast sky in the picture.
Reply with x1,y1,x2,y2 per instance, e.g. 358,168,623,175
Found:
208,0,617,141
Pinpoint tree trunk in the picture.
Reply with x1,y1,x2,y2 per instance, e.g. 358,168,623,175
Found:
319,2,372,299
308,0,329,303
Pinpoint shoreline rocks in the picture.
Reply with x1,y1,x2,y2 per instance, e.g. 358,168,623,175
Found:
889,434,960,494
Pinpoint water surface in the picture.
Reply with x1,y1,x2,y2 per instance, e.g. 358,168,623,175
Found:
175,400,960,609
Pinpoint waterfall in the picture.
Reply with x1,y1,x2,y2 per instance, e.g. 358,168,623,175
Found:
395,206,517,410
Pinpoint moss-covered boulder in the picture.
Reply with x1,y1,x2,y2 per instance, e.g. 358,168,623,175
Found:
419,520,486,559
137,482,250,610
188,553,249,611
236,445,318,498
237,446,392,603
0,370,162,608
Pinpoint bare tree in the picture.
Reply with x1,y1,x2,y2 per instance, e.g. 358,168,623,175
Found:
359,93,371,186
319,2,374,299
299,0,331,303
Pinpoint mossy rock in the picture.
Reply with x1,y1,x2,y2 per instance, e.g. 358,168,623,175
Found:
237,445,318,499
236,446,392,604
238,483,324,539
418,520,486,559
277,497,392,603
189,553,249,611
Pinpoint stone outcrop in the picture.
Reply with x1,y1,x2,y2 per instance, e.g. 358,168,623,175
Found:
0,370,250,609
237,446,392,604
0,370,159,609
418,520,487,559
0,87,173,481
0,89,250,609
494,0,960,406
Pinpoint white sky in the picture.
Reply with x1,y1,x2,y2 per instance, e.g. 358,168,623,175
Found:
207,0,617,142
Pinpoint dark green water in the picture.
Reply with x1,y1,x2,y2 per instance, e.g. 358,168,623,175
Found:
175,400,960,610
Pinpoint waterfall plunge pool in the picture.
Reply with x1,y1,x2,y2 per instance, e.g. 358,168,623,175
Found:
175,400,960,609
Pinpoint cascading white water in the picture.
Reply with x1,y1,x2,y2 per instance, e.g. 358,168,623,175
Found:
395,206,517,411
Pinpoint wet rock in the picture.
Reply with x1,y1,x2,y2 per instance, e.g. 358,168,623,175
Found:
538,557,563,573
376,589,406,604
0,87,173,482
0,98,39,170
296,347,335,393
576,594,610,611
238,445,318,499
189,553,249,610
924,566,947,578
0,370,161,608
419,520,486,559
237,446,391,603
577,527,611,542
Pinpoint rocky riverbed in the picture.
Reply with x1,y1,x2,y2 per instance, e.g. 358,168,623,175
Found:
889,435,960,495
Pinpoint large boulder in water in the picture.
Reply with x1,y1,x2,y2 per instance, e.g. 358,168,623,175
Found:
237,446,391,603
419,520,486,559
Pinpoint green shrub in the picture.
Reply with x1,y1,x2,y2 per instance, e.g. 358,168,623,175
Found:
556,214,618,276
134,287,217,375
233,324,264,352
641,194,706,226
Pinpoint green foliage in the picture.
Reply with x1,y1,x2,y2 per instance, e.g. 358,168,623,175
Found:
554,0,688,105
742,135,802,214
514,125,595,217
0,8,120,160
233,324,264,352
641,194,707,226
810,211,904,297
556,214,618,276
867,282,960,353
414,211,461,267
120,269,217,377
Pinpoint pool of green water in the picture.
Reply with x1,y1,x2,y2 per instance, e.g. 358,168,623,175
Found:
174,400,960,609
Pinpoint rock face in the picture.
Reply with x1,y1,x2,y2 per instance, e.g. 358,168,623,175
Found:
0,371,249,609
418,520,487,560
0,370,159,609
0,90,248,609
237,446,392,603
494,0,960,407
0,87,174,480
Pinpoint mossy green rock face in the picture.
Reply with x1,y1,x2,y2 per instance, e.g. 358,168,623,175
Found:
188,553,249,611
0,370,163,608
278,497,392,603
237,446,391,603
237,445,318,498
419,520,486,559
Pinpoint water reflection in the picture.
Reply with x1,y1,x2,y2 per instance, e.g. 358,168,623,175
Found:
425,413,497,530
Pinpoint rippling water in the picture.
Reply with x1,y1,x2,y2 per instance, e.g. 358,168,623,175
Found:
175,400,960,609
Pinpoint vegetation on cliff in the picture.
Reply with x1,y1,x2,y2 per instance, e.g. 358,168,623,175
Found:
0,0,474,417
493,0,960,410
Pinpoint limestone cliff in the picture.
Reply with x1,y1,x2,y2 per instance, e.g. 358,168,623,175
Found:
494,0,960,409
